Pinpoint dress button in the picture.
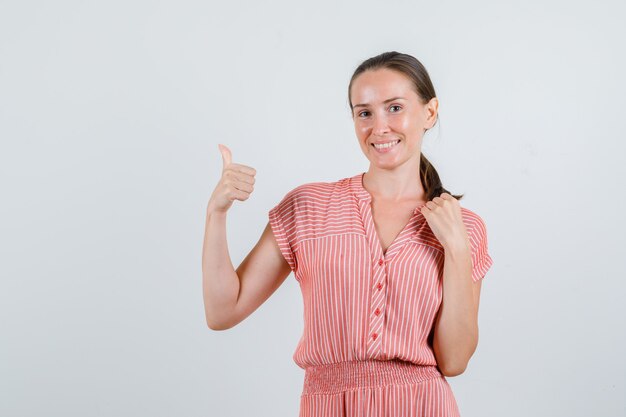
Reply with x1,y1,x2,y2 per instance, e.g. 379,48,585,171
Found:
376,283,383,290
378,259,384,266
372,333,378,340
374,308,381,315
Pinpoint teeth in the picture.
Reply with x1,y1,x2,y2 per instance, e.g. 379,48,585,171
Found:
374,140,400,149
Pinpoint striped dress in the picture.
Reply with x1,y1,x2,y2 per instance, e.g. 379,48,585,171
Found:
268,172,494,417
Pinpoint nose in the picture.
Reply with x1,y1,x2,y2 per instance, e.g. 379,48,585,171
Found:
371,113,390,136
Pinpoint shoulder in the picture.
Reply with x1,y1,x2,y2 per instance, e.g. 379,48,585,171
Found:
277,176,352,208
459,204,490,244
460,205,488,230
458,203,494,281
268,176,353,245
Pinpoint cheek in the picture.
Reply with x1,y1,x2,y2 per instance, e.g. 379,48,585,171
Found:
394,115,416,130
354,122,369,137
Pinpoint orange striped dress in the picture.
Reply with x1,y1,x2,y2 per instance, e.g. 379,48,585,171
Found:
268,172,494,417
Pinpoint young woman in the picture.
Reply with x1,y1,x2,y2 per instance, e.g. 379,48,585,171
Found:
203,51,494,417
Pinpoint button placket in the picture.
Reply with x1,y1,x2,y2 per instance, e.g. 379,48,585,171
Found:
352,172,428,358
355,184,393,358
367,247,387,356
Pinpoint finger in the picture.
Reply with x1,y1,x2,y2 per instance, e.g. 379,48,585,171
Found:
218,144,232,169
230,178,254,193
226,170,256,185
230,188,251,201
227,163,257,176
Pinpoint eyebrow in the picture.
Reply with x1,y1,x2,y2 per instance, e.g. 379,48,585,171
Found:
353,96,407,109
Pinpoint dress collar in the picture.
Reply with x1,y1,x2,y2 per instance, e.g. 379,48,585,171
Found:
349,172,428,214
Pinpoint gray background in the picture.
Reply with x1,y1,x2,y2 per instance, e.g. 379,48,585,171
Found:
1,0,625,416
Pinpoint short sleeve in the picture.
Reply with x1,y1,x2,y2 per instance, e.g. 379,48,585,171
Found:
268,189,300,274
467,213,494,283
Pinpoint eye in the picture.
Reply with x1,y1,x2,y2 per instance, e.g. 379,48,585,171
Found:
389,105,402,112
358,110,370,117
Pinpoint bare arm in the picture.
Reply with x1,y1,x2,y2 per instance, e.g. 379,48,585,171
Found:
202,214,292,330
432,242,481,376
202,144,292,330
421,195,484,377
201,207,238,329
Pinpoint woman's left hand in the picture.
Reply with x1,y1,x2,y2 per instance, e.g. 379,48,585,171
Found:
420,193,470,251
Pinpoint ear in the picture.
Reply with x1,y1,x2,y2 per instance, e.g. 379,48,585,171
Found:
425,97,439,129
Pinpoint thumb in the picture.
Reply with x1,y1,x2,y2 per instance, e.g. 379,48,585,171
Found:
218,144,232,169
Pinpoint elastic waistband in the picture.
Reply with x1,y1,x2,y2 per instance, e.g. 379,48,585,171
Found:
301,359,442,396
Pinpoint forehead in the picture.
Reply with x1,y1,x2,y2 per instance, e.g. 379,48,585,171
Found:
351,68,416,104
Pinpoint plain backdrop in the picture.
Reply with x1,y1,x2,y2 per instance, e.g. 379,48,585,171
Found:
1,0,625,416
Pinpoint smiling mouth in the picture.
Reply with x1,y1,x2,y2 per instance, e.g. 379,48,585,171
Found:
371,139,401,149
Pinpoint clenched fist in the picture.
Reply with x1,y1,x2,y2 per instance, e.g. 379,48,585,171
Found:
207,144,257,214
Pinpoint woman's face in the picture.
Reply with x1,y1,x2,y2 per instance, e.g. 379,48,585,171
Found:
350,68,438,170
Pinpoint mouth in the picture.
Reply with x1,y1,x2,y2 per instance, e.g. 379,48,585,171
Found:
371,139,401,150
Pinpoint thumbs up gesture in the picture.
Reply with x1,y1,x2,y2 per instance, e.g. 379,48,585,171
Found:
207,144,257,214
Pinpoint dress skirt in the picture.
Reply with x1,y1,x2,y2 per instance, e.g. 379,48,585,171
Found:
299,359,461,417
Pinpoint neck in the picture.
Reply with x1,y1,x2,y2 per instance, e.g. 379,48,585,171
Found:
363,165,426,203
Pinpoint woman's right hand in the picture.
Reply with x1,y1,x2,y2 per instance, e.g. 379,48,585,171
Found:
207,144,257,214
